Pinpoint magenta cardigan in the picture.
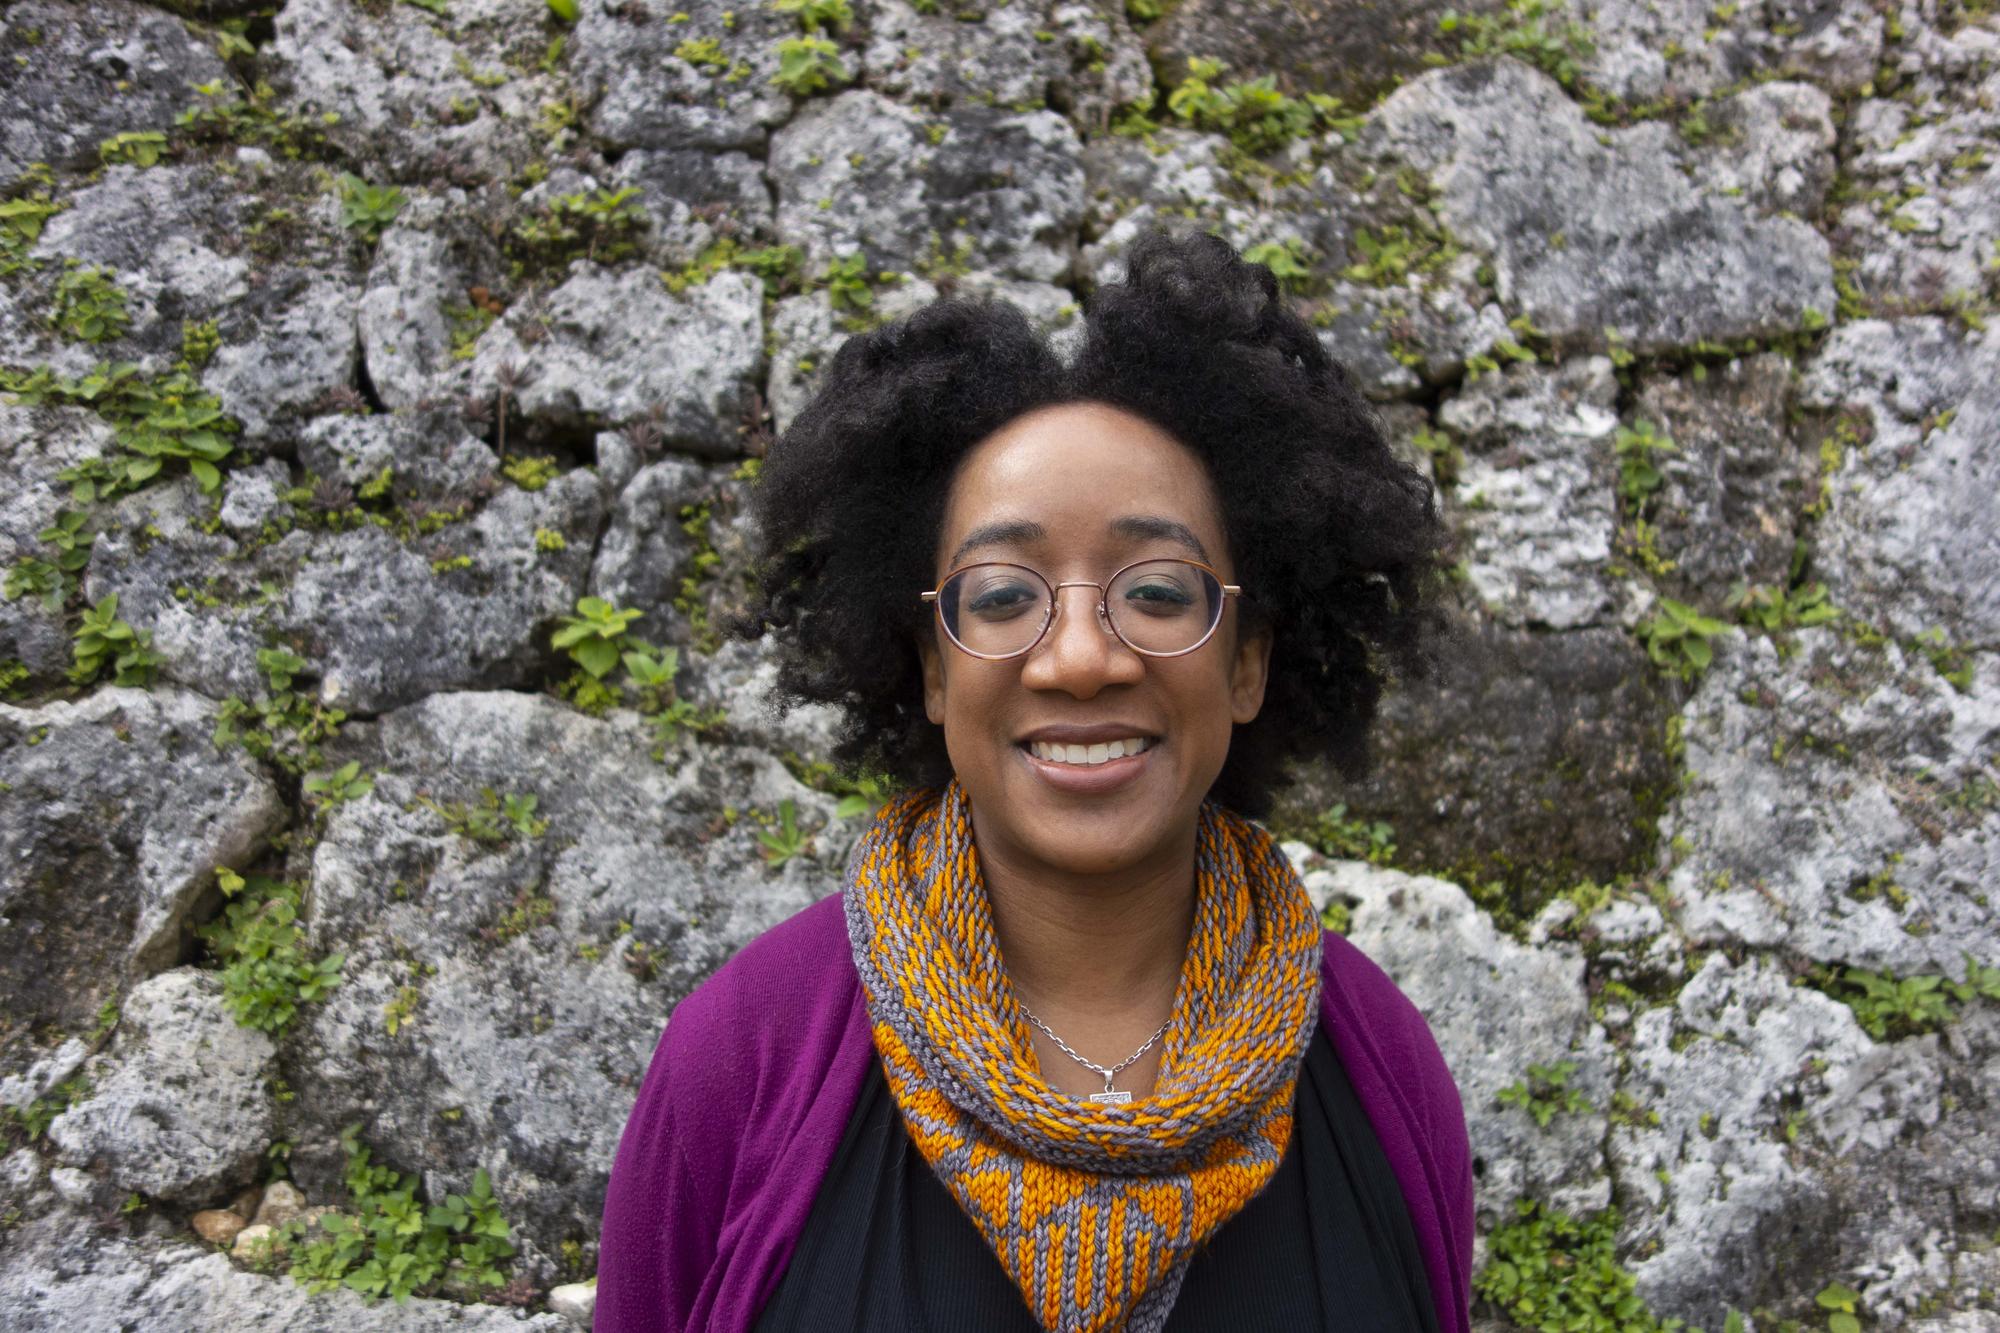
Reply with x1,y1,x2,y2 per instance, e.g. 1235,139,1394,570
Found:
595,892,1474,1333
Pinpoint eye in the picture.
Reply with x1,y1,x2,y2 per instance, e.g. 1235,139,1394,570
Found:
1122,578,1195,611
966,580,1040,617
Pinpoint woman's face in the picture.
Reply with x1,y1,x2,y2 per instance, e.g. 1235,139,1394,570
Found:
918,401,1271,880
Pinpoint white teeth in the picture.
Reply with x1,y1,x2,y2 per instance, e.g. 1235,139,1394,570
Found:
1028,737,1152,766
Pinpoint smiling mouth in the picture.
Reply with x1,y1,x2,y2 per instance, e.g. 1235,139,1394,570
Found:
1022,737,1155,767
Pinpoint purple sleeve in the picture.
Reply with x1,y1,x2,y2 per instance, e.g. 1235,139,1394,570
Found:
1320,931,1476,1333
595,990,728,1333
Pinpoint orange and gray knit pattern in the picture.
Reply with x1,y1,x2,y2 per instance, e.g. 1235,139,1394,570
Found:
842,779,1324,1333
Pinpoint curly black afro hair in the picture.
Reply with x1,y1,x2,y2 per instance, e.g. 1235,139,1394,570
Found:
733,225,1450,819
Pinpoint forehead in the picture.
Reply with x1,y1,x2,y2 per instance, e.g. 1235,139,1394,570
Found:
937,403,1225,560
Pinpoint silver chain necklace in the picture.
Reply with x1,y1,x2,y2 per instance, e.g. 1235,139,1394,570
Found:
1017,1003,1172,1106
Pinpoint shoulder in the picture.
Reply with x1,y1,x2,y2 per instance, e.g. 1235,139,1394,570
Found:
1317,927,1467,1152
659,892,865,1123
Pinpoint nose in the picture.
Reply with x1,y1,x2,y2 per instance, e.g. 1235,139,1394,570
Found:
1019,584,1143,697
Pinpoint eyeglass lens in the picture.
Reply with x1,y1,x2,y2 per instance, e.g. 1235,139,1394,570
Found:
936,561,1223,657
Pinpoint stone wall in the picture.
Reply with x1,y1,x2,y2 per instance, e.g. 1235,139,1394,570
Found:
0,0,1995,1328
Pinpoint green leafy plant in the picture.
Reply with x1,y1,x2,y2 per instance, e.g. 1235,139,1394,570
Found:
336,174,406,243
212,647,349,776
49,260,132,343
1613,418,1678,507
1304,803,1397,865
1637,598,1728,680
1497,1060,1592,1127
1476,1201,1704,1332
1164,57,1348,156
772,0,854,32
1243,238,1317,294
771,36,850,95
0,1072,95,1148
69,593,164,687
1823,955,2000,1040
509,185,648,268
5,509,94,612
0,185,65,278
1728,580,1839,633
98,130,169,167
278,1122,516,1303
756,798,813,867
0,360,239,500
172,79,341,162
553,595,644,681
413,787,549,846
547,0,580,21
1816,1281,1863,1333
781,753,901,819
1434,0,1597,91
194,867,346,1034
303,759,375,811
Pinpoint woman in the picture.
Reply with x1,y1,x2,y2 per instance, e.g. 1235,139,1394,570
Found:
596,227,1473,1333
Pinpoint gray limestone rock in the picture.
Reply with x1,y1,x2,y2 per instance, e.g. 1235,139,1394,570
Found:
281,690,842,1263
1364,60,1835,355
1658,628,2000,974
1296,854,1616,1223
0,1,228,186
46,970,276,1207
0,688,283,1082
452,263,765,454
1439,355,1623,630
1633,352,1817,609
1582,0,1884,102
1798,319,2000,646
0,1212,569,1331
267,0,559,184
770,90,1085,283
571,0,797,153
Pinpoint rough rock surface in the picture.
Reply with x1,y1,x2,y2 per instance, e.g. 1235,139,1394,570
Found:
47,970,275,1208
4,0,1999,1327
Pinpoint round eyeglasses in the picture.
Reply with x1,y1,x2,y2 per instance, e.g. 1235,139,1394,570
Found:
920,558,1243,661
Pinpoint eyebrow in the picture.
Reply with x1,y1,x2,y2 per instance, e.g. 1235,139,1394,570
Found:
946,515,1211,569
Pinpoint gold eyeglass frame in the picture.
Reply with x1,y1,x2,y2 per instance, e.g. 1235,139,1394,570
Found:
920,558,1244,661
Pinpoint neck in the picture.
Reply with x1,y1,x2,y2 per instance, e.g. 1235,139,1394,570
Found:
970,803,1198,1024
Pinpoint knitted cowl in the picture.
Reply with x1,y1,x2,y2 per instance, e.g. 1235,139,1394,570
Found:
842,778,1324,1333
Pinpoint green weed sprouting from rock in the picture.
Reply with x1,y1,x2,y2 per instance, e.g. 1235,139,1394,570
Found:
1613,418,1678,508
1243,238,1317,295
553,594,644,710
69,593,164,687
276,1122,517,1304
1637,598,1729,681
0,179,66,279
0,360,239,501
414,787,550,847
194,867,346,1035
674,501,725,653
336,173,406,243
1164,57,1350,156
1304,802,1398,865
1432,0,1597,91
772,36,851,95
303,759,375,813
1497,1059,1593,1127
1476,1200,1726,1332
509,185,649,269
5,509,95,613
0,1072,95,1148
1816,1282,1863,1333
212,647,349,776
547,0,580,22
98,130,170,168
1728,580,1839,634
49,260,132,343
772,0,855,32
756,798,813,867
1818,954,2000,1040
173,79,341,161
780,752,901,820
624,644,727,754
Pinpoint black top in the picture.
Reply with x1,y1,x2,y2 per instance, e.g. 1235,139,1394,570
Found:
755,1023,1442,1332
